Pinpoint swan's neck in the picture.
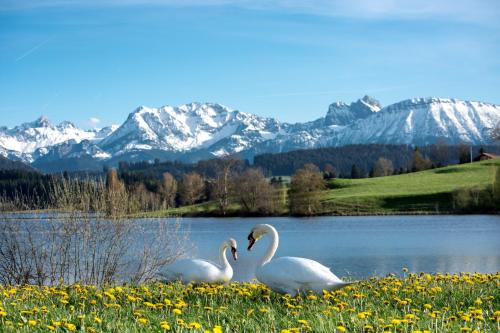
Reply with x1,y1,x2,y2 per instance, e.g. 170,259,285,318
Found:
261,225,279,265
219,243,231,273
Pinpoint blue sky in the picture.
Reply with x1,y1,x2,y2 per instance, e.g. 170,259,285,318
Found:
0,0,499,128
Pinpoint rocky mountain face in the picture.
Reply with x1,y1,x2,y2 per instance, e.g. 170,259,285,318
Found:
1,96,499,172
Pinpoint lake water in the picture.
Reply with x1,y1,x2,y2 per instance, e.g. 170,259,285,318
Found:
167,215,500,281
2,214,499,281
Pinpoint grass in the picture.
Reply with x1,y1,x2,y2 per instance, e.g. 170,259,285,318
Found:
0,272,499,332
321,159,500,215
133,160,499,218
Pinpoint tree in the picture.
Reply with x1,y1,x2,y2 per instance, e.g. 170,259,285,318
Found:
234,168,275,213
178,172,205,206
411,148,432,172
323,163,337,179
372,157,394,177
105,168,127,217
159,172,177,209
209,157,240,215
289,163,325,215
458,144,471,164
351,164,362,179
432,138,450,167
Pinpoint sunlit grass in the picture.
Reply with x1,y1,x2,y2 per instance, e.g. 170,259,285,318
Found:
1,272,499,332
322,159,500,214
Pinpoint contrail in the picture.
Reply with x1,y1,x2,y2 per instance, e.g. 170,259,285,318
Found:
15,36,54,62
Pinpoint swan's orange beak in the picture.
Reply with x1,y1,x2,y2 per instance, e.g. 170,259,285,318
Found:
247,233,255,251
231,247,238,260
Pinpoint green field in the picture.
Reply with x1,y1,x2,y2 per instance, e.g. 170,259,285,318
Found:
322,159,500,215
133,159,499,218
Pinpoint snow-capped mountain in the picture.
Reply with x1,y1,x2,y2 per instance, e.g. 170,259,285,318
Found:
99,103,284,156
335,98,500,146
1,96,499,172
0,117,116,162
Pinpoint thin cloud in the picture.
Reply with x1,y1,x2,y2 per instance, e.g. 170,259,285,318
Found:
15,37,54,62
87,117,101,127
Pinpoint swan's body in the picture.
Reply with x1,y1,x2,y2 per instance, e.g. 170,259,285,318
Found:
248,224,352,295
161,239,237,284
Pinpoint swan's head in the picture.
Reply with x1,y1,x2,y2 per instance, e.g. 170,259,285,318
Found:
225,238,238,261
247,224,270,251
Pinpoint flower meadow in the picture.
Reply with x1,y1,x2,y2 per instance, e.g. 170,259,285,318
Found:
0,272,499,333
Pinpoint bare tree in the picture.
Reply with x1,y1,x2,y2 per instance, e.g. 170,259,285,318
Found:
432,137,450,167
323,163,337,179
234,168,275,213
373,157,394,177
289,163,325,215
0,177,188,286
210,157,240,215
159,172,177,209
411,149,432,171
105,168,128,217
178,172,205,206
458,143,471,164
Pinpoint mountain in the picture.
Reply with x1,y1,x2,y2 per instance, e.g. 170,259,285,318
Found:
0,155,37,172
0,116,116,163
1,96,499,172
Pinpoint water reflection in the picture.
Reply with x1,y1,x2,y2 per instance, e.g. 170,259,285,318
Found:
169,215,500,281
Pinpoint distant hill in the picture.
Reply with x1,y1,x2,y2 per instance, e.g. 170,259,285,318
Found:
254,144,500,177
0,155,37,172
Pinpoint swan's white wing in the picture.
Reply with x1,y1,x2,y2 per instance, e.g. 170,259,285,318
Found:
161,259,226,283
256,256,344,294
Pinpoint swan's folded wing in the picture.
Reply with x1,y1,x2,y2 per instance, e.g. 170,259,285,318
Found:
161,259,222,282
258,256,342,285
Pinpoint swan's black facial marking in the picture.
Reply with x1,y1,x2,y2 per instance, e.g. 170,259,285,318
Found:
247,232,256,251
231,247,238,260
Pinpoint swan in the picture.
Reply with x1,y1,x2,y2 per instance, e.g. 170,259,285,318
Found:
160,238,237,284
247,224,353,296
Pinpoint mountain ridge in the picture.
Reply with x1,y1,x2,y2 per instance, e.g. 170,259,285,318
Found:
1,96,499,172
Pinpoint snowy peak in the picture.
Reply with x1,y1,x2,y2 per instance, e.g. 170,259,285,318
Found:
0,116,116,162
100,102,282,155
339,97,500,145
1,96,499,169
325,95,381,126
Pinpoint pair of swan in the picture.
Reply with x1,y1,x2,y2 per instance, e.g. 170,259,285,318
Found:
162,224,352,295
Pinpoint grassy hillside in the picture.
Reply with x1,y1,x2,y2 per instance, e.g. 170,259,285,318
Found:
134,159,499,217
322,159,500,215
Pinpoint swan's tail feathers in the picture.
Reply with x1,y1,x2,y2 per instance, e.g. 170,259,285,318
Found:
156,271,178,283
327,280,360,291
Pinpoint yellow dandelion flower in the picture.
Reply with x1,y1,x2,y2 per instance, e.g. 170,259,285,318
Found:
173,308,182,315
138,318,148,325
28,320,37,326
160,321,171,330
213,326,223,333
65,323,77,331
188,322,201,329
336,326,347,332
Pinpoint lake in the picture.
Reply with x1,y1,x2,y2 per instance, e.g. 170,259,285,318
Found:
167,215,500,281
2,214,499,281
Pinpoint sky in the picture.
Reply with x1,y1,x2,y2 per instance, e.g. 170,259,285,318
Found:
0,0,499,129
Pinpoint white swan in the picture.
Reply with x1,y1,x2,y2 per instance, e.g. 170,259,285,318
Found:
161,238,237,284
247,224,353,296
